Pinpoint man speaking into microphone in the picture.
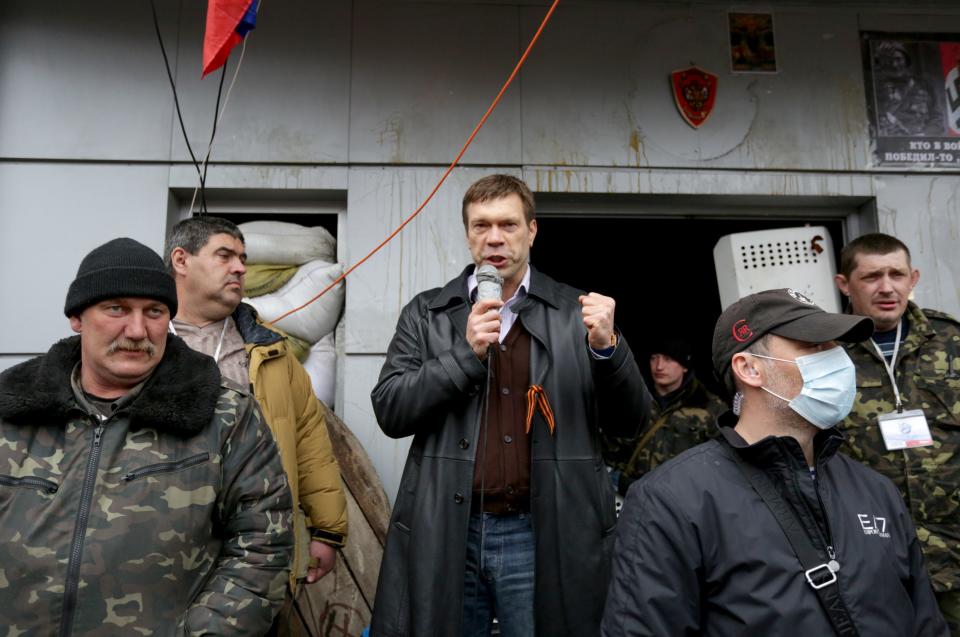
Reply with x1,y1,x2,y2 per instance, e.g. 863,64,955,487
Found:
369,174,649,637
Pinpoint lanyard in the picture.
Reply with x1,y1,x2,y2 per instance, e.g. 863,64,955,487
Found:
169,320,229,363
870,319,903,412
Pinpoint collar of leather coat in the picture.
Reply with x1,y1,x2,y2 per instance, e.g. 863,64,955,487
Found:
0,334,222,437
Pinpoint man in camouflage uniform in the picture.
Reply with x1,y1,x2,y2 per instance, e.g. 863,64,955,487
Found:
602,337,726,495
0,238,292,635
835,232,960,630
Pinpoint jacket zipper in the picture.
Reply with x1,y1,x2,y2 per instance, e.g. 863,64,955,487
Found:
122,452,210,482
811,469,839,569
59,420,105,637
786,461,834,567
0,474,59,494
784,441,838,570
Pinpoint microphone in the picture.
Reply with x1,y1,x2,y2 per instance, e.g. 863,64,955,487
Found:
475,264,503,361
476,264,503,302
473,264,502,570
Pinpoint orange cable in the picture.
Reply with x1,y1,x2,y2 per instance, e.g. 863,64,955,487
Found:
268,0,561,326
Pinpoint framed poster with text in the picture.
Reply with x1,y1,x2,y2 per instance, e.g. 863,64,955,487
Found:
862,32,960,167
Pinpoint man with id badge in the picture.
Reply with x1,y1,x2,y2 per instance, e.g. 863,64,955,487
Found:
835,233,960,630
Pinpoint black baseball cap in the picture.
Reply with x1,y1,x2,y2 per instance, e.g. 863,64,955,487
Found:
712,288,873,394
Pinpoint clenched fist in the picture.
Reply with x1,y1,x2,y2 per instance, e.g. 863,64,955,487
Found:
579,292,617,351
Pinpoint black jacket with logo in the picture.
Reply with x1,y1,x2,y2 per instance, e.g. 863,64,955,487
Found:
602,415,947,637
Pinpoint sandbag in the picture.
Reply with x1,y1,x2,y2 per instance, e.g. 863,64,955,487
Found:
239,220,336,265
244,263,298,298
303,333,335,407
245,260,344,343
285,334,311,363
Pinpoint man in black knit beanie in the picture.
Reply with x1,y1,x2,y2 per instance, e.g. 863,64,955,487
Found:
0,236,293,634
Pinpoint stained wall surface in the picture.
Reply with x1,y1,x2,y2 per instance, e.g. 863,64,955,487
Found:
2,0,958,499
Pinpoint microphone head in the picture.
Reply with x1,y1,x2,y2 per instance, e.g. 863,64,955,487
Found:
476,264,502,284
476,264,503,302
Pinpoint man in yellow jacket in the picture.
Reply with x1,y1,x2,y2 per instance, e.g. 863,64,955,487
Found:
164,216,347,632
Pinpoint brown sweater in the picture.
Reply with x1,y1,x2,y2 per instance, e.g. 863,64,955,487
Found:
472,322,532,514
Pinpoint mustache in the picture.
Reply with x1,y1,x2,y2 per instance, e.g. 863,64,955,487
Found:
107,338,156,357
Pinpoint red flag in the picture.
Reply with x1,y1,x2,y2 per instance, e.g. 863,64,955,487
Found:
940,42,960,136
202,0,257,77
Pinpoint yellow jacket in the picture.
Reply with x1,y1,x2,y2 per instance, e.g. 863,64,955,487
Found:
234,303,347,589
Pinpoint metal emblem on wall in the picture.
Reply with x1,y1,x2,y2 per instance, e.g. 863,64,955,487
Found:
671,66,718,129
862,32,960,167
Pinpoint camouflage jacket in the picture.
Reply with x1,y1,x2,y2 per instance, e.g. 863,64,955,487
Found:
0,335,293,636
841,302,960,593
602,375,725,494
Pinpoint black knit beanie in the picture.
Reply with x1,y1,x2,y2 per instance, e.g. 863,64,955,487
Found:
64,238,178,317
650,337,693,367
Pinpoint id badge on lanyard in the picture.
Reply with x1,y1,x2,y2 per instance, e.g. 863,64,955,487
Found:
878,409,932,449
872,321,933,451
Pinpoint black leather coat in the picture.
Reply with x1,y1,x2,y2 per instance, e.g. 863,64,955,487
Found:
370,266,648,637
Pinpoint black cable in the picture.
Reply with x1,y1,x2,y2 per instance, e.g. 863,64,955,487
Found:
198,62,229,216
148,0,209,214
477,347,494,519
472,345,495,628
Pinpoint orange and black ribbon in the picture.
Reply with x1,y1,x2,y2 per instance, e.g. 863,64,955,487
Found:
525,385,556,435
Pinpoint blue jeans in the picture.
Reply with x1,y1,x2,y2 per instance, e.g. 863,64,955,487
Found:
462,512,535,637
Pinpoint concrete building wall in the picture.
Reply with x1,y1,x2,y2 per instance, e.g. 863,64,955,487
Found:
1,0,958,499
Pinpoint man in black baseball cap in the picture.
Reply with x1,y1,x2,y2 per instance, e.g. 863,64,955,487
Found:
712,287,873,404
603,289,947,636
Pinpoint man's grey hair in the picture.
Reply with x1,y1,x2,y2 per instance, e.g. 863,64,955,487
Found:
164,216,245,272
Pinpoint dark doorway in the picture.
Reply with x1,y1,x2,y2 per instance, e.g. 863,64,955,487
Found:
530,216,846,400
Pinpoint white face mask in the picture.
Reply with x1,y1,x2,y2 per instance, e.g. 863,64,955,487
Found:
749,346,857,430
